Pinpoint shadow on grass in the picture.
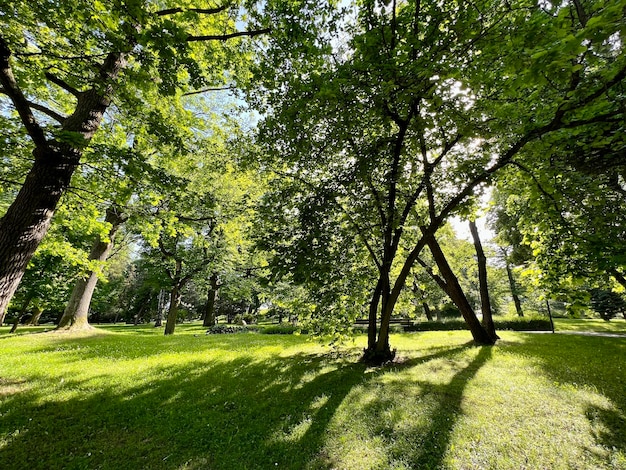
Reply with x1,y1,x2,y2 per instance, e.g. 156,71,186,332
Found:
351,345,492,469
505,333,626,464
0,336,493,470
0,348,370,469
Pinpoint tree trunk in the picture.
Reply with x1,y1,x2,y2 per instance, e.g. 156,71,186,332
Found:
504,255,524,317
422,302,434,321
367,270,395,363
9,316,20,334
8,294,33,333
26,305,43,326
469,221,499,340
366,278,382,351
57,207,126,330
425,233,494,344
0,38,127,323
412,279,433,321
164,284,181,335
0,150,79,323
202,273,219,327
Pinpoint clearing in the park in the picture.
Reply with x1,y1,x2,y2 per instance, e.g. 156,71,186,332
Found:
0,321,624,469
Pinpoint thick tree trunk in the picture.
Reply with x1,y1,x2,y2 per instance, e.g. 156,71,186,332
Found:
505,257,524,317
0,151,79,323
202,273,219,327
164,284,181,335
0,38,127,323
57,207,125,330
367,272,395,363
469,221,499,340
425,233,494,344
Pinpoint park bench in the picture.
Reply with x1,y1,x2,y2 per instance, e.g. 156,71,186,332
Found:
354,318,412,328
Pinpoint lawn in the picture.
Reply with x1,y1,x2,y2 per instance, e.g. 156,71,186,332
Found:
0,322,624,469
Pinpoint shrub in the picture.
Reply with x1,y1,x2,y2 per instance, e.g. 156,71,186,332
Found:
206,325,249,335
260,325,303,335
404,317,552,332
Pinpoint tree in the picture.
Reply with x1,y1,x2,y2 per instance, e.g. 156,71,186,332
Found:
250,0,626,361
590,289,626,321
469,220,498,339
57,206,127,330
0,0,269,321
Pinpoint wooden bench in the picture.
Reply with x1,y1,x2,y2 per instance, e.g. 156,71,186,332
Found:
354,318,412,327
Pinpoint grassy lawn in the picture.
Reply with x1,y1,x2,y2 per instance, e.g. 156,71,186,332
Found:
553,317,626,334
0,323,625,469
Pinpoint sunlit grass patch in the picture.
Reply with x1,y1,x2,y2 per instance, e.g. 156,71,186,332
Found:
0,327,624,469
554,317,626,334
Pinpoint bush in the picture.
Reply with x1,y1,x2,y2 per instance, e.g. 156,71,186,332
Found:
404,317,553,332
260,325,302,335
206,325,249,335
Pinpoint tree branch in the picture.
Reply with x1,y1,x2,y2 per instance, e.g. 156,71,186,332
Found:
27,101,67,123
187,28,271,42
44,71,81,97
0,36,47,148
156,5,230,16
183,86,235,96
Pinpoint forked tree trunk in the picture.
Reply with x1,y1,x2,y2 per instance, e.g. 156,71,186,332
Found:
57,207,126,330
425,233,494,344
0,38,127,323
469,221,499,340
26,305,43,326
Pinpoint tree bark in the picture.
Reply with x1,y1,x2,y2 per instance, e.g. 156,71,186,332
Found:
425,232,494,344
503,250,524,317
0,150,80,323
366,278,382,351
469,221,499,340
26,305,43,326
0,37,127,323
422,302,434,321
202,273,219,327
164,284,181,335
57,207,126,330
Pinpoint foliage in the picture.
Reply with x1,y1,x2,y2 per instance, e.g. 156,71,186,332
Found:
260,324,301,335
205,324,250,334
590,289,626,321
248,0,626,352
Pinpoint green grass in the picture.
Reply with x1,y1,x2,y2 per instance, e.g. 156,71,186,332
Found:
0,323,625,469
554,317,626,334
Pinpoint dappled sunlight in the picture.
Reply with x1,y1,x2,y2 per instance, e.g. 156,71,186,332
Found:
1,330,625,468
310,345,493,469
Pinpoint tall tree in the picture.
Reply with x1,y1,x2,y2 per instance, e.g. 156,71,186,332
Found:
57,205,127,330
250,0,626,361
0,0,269,321
469,220,498,339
